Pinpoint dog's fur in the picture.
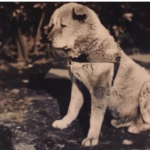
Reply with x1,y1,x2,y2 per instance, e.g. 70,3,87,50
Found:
48,3,150,147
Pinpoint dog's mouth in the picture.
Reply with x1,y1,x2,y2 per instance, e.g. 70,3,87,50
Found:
54,47,71,54
62,46,71,53
48,42,71,53
65,49,71,54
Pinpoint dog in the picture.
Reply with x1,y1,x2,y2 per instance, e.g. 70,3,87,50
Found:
47,3,150,147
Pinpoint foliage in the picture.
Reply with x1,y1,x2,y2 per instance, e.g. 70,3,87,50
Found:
0,2,150,62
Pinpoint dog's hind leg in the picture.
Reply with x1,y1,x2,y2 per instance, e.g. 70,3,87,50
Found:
128,123,150,134
127,82,150,134
111,119,134,128
52,82,84,129
139,82,150,124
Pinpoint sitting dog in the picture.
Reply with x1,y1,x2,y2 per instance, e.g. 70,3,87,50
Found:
47,3,150,147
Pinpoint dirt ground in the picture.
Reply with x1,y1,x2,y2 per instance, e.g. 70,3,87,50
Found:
0,54,150,150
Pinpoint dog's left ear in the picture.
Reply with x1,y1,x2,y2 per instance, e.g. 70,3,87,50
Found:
72,5,88,21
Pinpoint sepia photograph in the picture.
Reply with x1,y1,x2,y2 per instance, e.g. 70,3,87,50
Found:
0,1,150,150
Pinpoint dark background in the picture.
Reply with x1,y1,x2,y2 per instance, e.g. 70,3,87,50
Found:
0,2,150,63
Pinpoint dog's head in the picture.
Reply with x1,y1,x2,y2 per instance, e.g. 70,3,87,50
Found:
47,3,109,57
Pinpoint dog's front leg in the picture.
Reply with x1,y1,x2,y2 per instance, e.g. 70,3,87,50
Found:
82,95,106,147
52,82,84,129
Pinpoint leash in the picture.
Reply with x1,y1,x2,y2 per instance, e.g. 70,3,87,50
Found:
70,42,122,86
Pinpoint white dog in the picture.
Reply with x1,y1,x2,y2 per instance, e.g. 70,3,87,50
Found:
47,3,150,147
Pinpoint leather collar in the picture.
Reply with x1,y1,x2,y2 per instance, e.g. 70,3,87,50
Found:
69,43,122,64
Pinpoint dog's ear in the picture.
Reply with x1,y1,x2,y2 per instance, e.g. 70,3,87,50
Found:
72,5,88,21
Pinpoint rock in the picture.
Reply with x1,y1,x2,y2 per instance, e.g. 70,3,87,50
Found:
22,80,29,83
11,89,19,94
14,143,35,150
28,64,33,68
122,139,133,145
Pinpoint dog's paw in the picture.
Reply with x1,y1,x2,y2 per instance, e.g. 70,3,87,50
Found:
111,119,133,128
128,125,140,134
82,137,99,147
52,120,69,129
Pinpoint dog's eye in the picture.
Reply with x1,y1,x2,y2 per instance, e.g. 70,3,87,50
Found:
61,24,67,28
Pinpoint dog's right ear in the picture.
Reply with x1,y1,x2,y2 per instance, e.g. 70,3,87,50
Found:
72,5,88,22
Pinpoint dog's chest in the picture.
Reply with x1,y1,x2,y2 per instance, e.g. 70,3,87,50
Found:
69,61,94,85
68,61,113,90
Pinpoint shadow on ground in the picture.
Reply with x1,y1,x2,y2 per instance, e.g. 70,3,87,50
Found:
28,75,92,136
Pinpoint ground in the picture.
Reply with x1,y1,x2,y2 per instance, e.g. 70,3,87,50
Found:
0,54,150,150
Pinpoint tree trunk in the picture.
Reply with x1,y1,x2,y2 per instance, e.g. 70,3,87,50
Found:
16,36,24,62
33,12,45,55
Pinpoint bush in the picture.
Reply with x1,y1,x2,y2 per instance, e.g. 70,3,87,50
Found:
0,2,150,62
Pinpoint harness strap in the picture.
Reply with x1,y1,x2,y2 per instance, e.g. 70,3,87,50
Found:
112,62,120,86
